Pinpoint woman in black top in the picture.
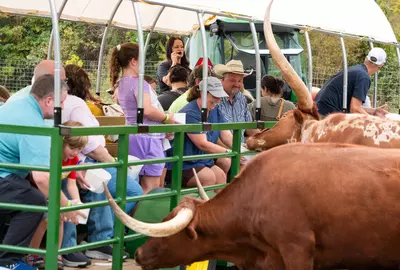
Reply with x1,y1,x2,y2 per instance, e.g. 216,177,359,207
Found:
157,37,190,93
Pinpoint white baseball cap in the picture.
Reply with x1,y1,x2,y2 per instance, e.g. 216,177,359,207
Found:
367,47,387,66
199,77,228,98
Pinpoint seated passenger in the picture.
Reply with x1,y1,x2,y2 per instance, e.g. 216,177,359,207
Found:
27,120,88,270
249,75,295,121
157,65,189,111
65,64,104,116
168,65,215,113
62,64,142,264
166,77,232,190
0,75,82,270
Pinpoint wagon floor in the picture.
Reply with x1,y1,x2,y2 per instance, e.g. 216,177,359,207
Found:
64,259,141,270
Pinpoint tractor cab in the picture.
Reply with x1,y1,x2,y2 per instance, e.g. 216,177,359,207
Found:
187,17,307,103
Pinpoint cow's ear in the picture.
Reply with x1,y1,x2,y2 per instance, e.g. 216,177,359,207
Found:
185,222,198,240
293,109,304,125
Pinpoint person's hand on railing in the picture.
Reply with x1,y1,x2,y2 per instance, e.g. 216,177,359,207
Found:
62,199,86,225
62,209,85,225
75,163,91,190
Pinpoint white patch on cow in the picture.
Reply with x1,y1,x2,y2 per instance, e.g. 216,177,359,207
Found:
301,121,317,143
287,134,298,144
258,139,266,146
309,114,400,145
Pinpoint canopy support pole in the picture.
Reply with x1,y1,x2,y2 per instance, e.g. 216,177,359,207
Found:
132,0,145,124
48,0,62,127
395,44,400,112
369,40,378,107
95,0,123,95
249,21,261,121
340,35,348,112
47,0,68,60
144,6,165,54
197,12,209,123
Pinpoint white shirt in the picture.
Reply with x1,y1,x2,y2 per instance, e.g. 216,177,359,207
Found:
62,95,106,161
362,95,371,108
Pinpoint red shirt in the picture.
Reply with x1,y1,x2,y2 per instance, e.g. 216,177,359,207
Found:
61,156,79,180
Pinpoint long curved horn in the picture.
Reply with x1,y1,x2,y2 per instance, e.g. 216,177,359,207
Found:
103,183,193,237
264,0,313,110
192,168,209,201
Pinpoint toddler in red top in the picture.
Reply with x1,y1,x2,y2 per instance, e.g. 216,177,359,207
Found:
27,121,88,269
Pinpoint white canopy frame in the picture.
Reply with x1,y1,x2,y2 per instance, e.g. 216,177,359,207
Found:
4,0,400,121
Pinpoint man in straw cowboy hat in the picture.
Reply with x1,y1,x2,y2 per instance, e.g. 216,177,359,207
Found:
214,60,259,142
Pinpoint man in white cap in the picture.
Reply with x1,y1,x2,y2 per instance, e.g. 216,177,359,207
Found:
214,60,259,142
315,47,389,117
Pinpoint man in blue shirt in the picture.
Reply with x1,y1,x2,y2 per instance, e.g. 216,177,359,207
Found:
0,74,78,269
214,60,259,142
315,48,389,117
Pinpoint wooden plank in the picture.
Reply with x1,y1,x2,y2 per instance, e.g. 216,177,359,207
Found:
96,116,126,126
95,116,126,157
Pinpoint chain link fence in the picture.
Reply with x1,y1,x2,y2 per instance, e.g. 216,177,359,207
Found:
0,60,160,104
1,60,400,112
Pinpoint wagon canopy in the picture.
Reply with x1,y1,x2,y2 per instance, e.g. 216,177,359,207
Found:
0,0,397,44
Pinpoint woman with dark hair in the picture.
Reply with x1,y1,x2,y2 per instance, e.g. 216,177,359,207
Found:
157,37,191,93
249,75,295,121
64,64,104,116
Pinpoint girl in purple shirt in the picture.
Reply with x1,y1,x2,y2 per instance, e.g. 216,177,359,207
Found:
109,42,176,194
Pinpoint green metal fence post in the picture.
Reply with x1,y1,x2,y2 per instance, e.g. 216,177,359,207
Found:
112,133,129,270
230,129,241,181
45,128,63,270
170,131,184,210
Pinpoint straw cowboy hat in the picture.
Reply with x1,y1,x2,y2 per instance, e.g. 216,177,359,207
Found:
214,60,252,77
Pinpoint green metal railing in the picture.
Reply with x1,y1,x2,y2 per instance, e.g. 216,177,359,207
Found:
0,121,275,270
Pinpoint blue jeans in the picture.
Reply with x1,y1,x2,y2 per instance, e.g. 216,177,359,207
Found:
61,161,143,248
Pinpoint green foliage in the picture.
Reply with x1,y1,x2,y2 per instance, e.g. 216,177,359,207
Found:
65,54,84,67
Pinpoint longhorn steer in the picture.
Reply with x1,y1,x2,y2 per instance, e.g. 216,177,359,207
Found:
106,143,400,270
247,108,400,150
246,0,399,151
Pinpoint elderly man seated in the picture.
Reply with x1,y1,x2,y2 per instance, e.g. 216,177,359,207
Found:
214,60,259,142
